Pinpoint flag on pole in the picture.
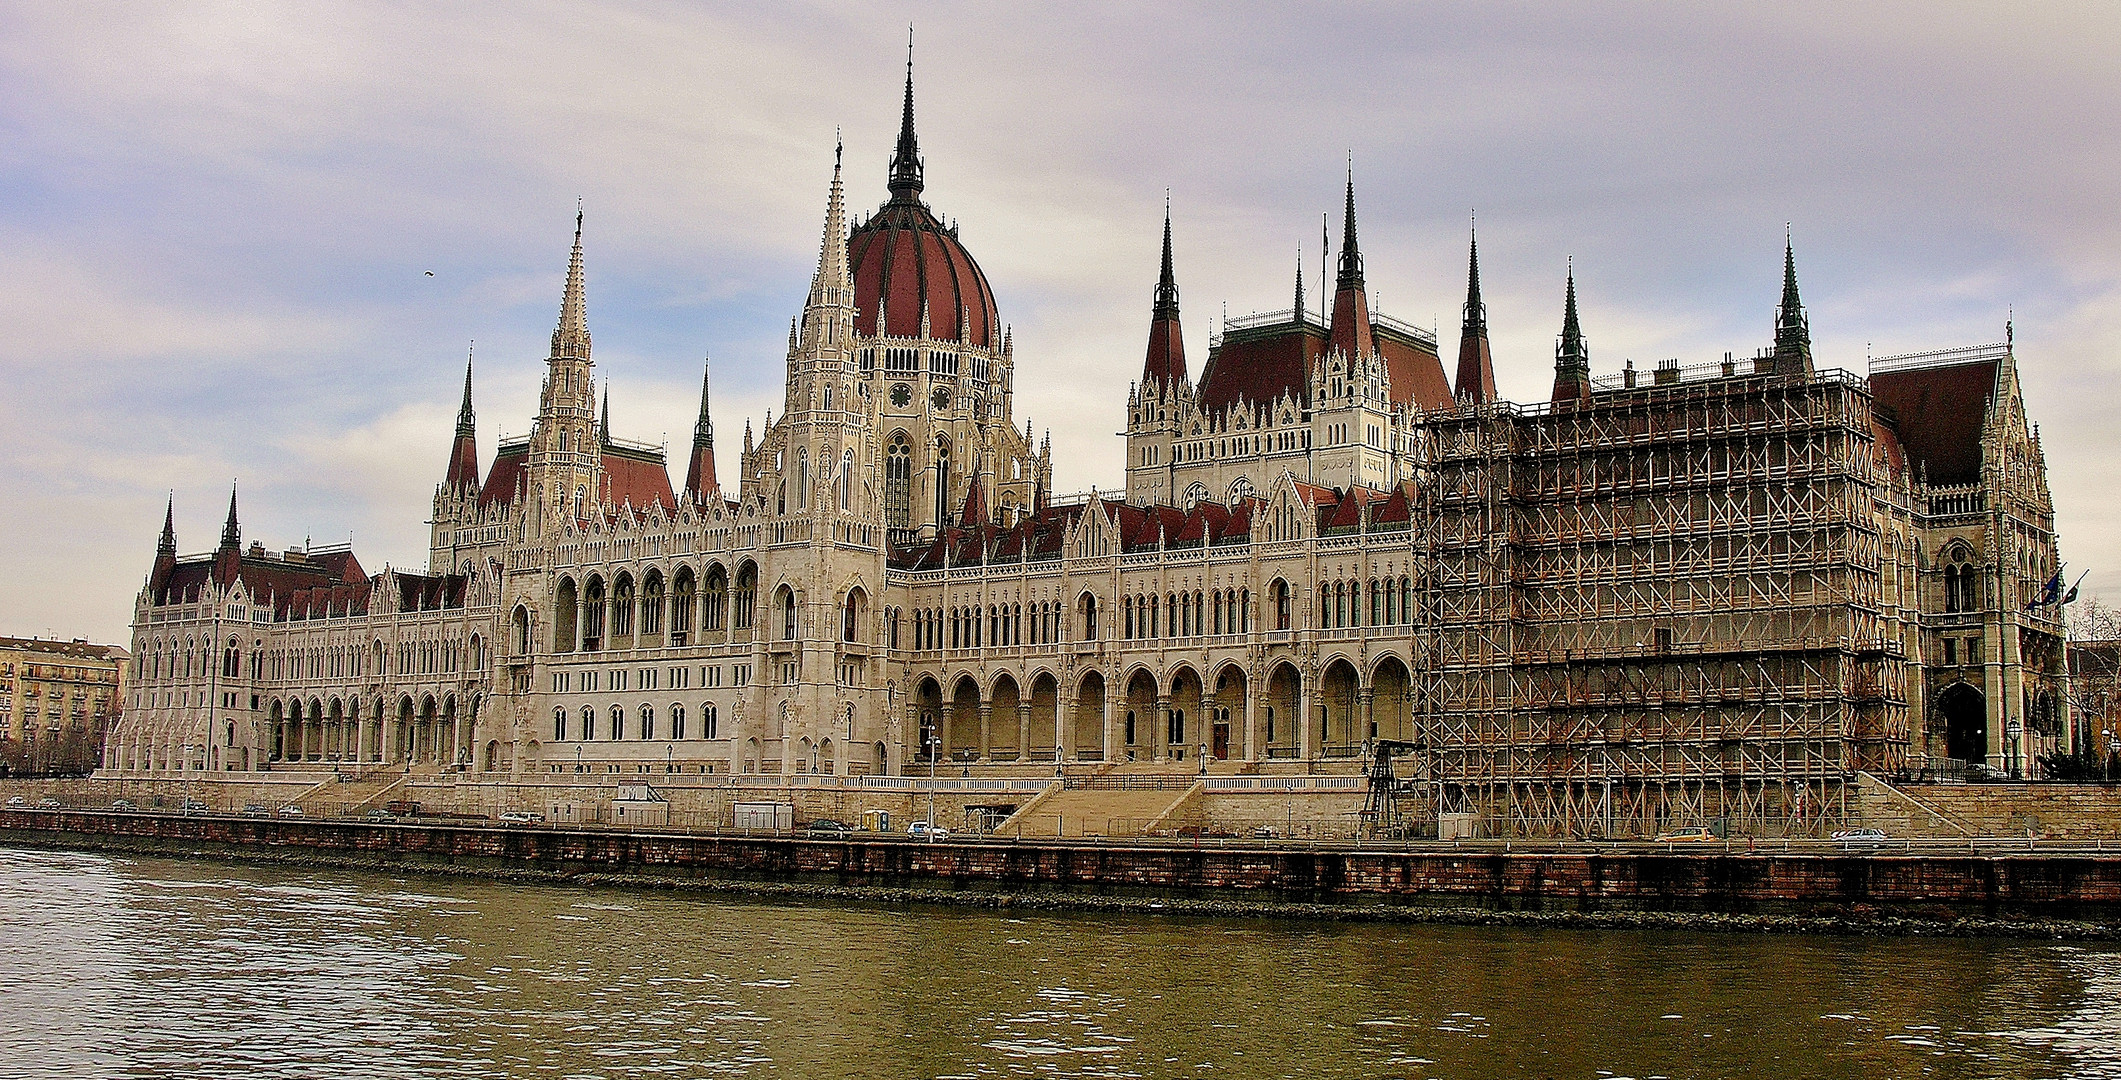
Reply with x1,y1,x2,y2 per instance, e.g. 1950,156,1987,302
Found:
2029,565,2065,609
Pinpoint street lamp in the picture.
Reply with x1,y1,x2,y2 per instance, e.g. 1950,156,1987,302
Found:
926,730,940,836
2007,719,2024,779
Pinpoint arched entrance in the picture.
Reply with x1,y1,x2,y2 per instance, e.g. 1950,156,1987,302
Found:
1940,683,1987,766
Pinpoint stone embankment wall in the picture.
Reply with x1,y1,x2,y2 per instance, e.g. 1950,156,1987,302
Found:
11,809,2121,921
1855,774,2121,840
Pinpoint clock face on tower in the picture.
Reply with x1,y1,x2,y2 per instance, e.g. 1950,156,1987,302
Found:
890,383,911,408
931,386,951,411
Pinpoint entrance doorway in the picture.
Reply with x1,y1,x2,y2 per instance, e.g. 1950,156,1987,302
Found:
1940,683,1987,766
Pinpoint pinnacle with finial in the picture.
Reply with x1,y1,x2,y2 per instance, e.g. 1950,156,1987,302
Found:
551,206,591,360
456,342,476,437
1463,223,1485,332
1337,160,1363,288
693,358,714,447
1152,198,1179,318
158,493,176,556
220,481,241,550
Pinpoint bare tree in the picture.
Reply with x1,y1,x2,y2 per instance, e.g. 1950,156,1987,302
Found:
2051,598,2121,779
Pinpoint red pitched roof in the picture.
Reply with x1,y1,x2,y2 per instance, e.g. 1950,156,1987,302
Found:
1197,321,1326,414
1870,358,1996,484
480,443,529,509
1378,330,1453,411
600,449,675,512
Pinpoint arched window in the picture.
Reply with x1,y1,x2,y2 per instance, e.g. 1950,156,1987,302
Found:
640,704,655,741
886,433,913,535
934,435,952,525
670,568,695,645
1080,593,1098,640
581,706,596,741
640,570,665,637
703,703,718,740
554,707,567,741
780,587,799,640
611,574,636,638
703,564,728,631
843,590,863,643
610,704,625,741
671,704,686,740
582,577,607,649
733,564,757,630
1272,580,1291,630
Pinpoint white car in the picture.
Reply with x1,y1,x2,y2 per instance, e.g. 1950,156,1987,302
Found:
906,821,950,842
498,810,545,825
1831,828,1888,845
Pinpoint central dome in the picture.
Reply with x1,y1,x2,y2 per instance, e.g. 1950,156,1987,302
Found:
846,63,999,347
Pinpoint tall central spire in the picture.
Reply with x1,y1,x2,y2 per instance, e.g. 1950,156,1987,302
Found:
551,207,590,360
443,344,481,493
157,494,176,558
888,32,924,202
219,482,241,551
1153,201,1179,320
455,345,476,437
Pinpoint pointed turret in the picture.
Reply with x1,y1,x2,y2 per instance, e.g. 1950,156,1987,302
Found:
1141,204,1187,390
682,358,719,504
1773,231,1813,375
958,468,987,528
1454,228,1496,404
1327,166,1376,363
599,383,611,448
219,483,241,551
157,494,176,559
1552,262,1592,404
552,207,590,361
443,346,481,493
887,34,924,203
1293,247,1305,326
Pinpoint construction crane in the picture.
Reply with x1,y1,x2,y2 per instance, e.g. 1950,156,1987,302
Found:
1359,738,1429,838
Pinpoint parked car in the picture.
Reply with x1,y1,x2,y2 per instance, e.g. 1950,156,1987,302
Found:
805,818,853,838
6,795,26,807
1831,828,1889,845
179,798,208,813
36,797,61,809
499,810,545,825
1250,825,1284,840
366,808,392,819
276,805,304,818
110,799,138,812
1653,827,1717,843
242,804,269,817
906,820,950,842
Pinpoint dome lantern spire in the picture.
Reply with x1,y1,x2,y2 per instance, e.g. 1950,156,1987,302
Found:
888,30,924,202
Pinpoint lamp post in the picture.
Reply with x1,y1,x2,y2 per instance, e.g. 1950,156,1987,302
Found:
181,742,202,813
926,730,940,835
2007,719,2024,780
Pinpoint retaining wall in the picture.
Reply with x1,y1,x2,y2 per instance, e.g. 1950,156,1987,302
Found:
11,809,2121,921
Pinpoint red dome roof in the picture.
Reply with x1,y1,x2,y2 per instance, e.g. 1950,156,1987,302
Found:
849,198,998,345
847,59,998,346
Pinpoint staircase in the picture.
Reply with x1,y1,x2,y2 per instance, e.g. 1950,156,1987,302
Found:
1001,772,1199,838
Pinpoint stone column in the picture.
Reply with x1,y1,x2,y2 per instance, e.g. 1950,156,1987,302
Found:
977,701,992,761
1103,676,1119,763
1299,673,1316,761
1153,694,1170,761
1359,688,1375,745
1016,704,1031,762
905,702,922,774
1244,689,1259,762
1057,689,1074,763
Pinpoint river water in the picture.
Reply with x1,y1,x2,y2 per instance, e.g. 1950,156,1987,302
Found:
3,847,2120,1079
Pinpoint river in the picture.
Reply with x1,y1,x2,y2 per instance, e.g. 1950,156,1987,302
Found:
3,846,2119,1079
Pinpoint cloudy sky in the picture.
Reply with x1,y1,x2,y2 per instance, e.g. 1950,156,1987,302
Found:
4,2,2117,645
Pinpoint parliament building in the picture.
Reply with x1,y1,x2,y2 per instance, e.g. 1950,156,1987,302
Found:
105,66,2071,837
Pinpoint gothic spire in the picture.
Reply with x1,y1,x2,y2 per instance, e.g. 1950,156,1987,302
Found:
1774,229,1813,373
1454,226,1496,403
888,32,924,202
157,494,176,558
1327,164,1375,361
443,344,482,492
219,482,241,551
551,206,590,360
683,357,719,504
1552,260,1591,404
455,344,476,437
1336,162,1363,290
1293,245,1305,325
1141,201,1187,389
598,381,611,448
